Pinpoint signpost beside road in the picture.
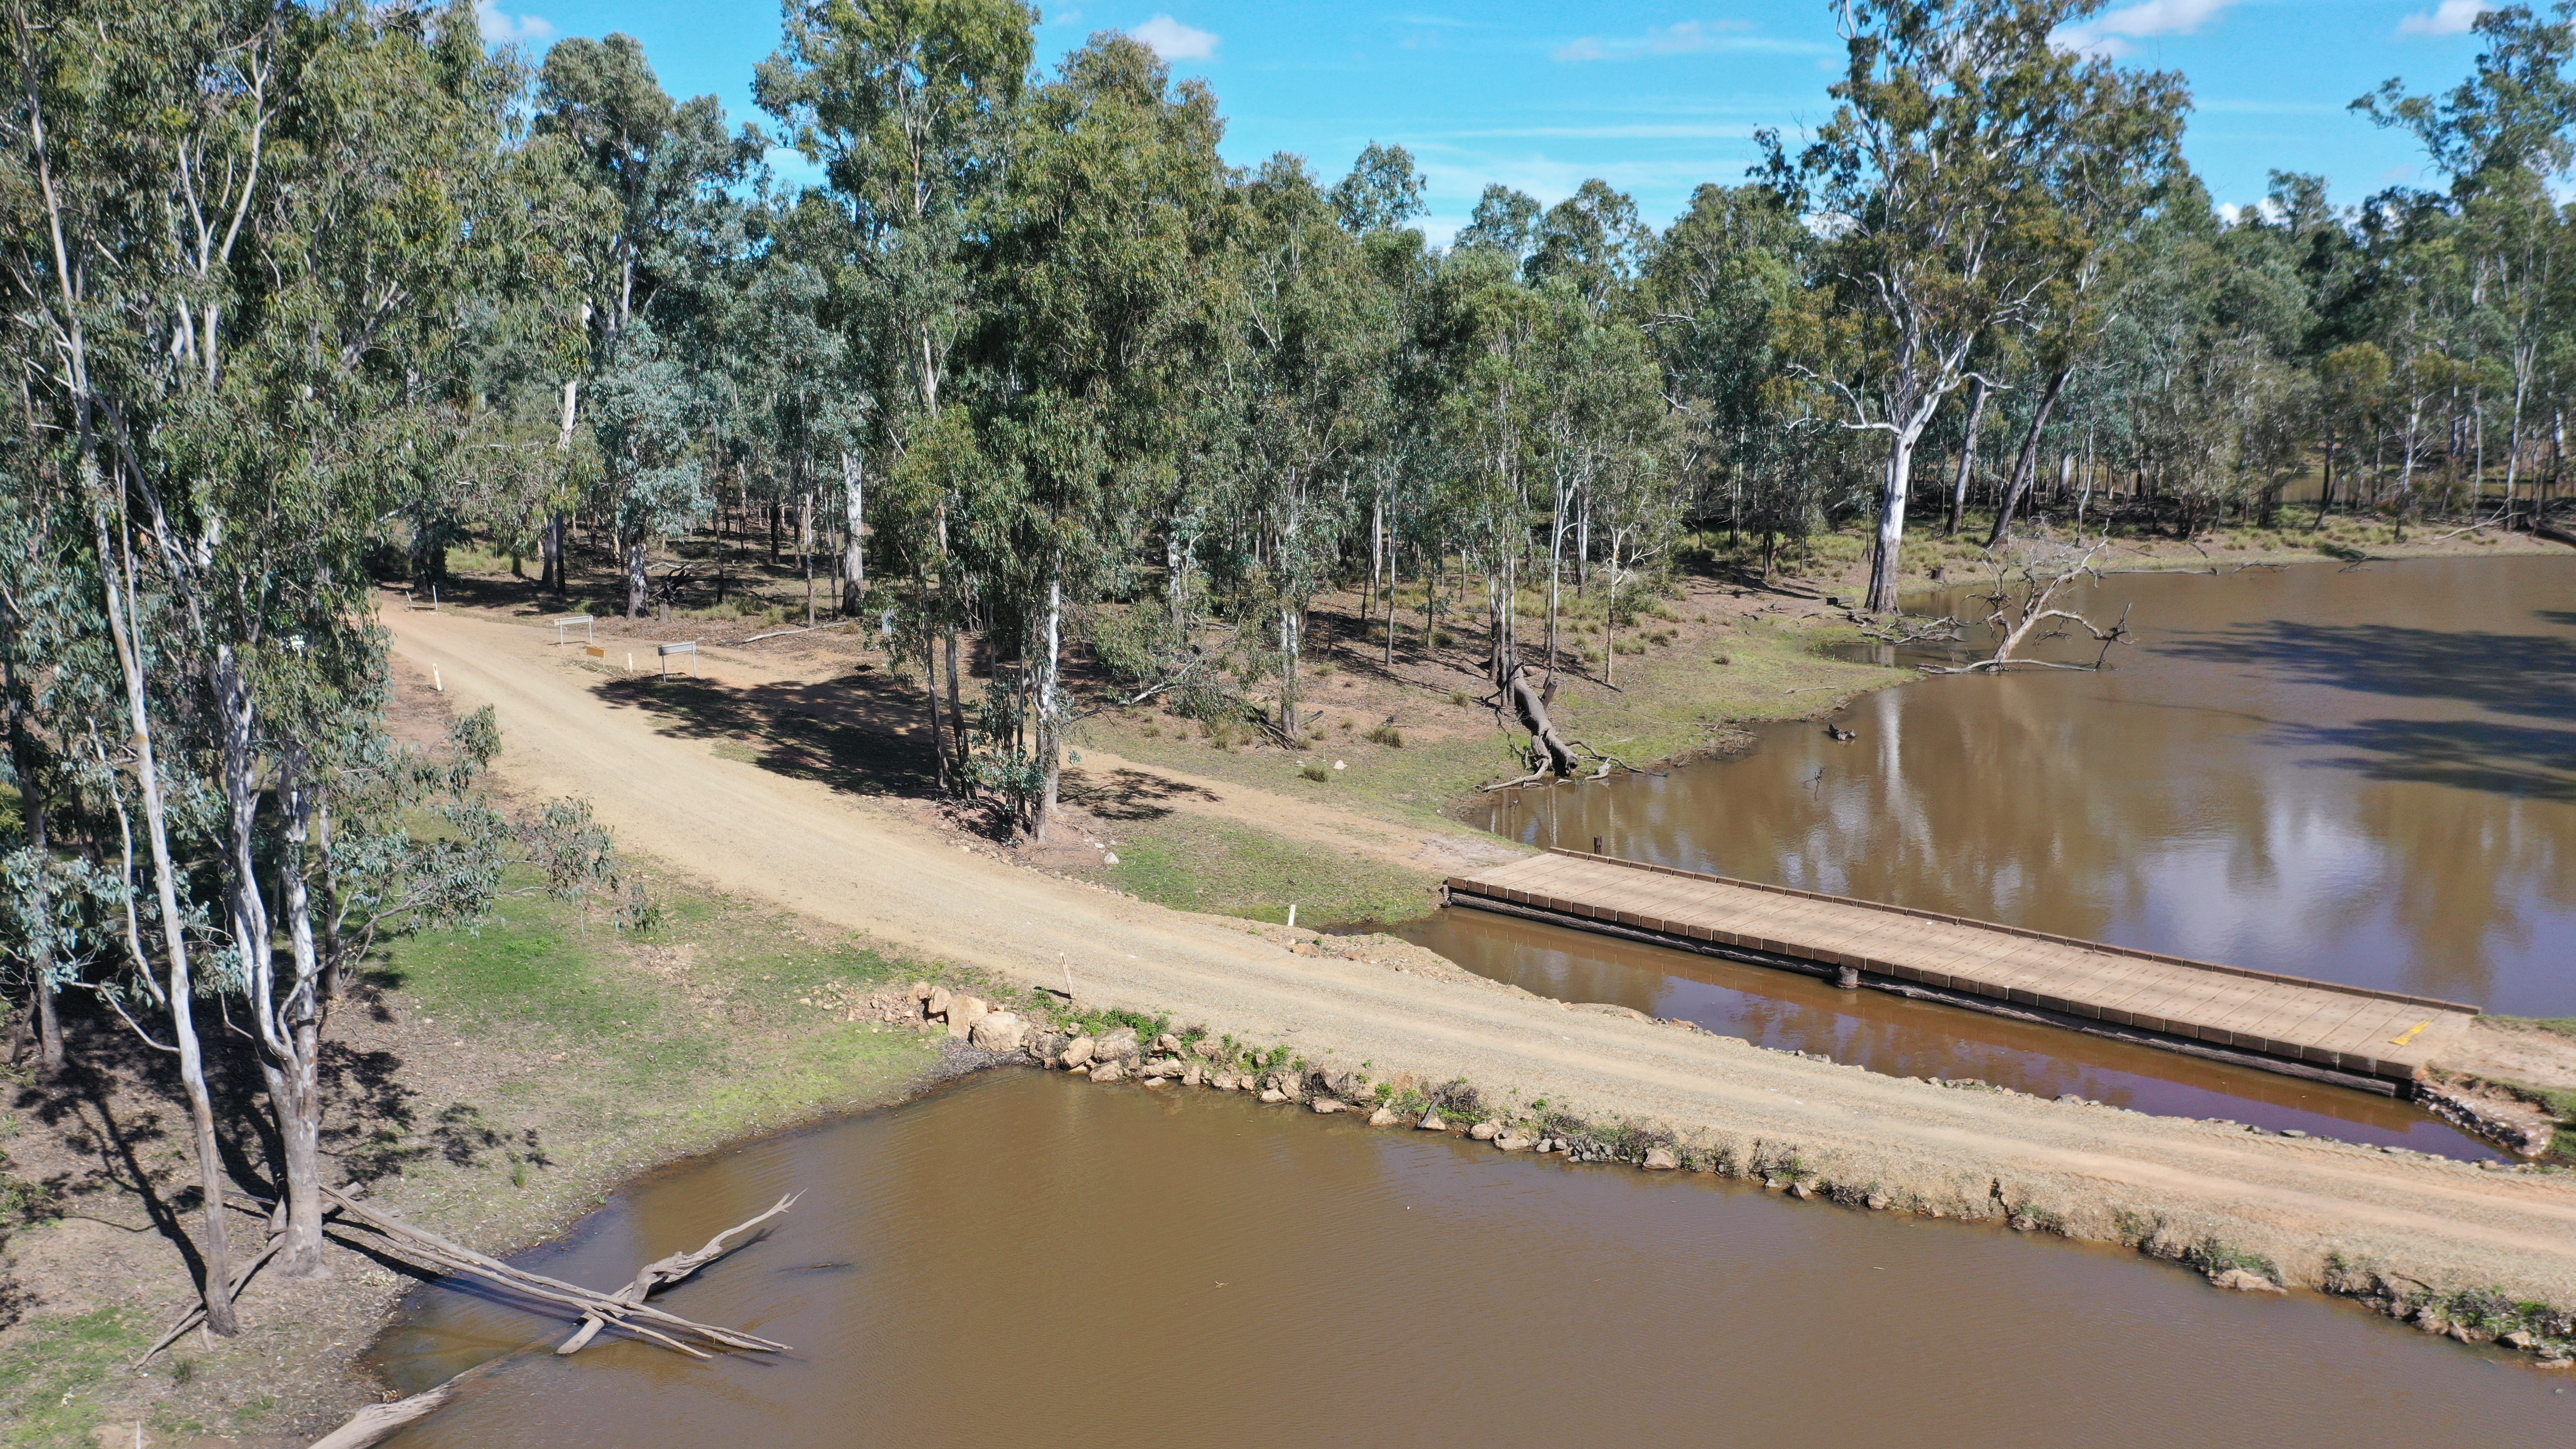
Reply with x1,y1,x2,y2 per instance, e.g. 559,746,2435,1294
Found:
658,640,699,679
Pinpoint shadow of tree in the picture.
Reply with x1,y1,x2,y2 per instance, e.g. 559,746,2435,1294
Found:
2160,619,2576,722
1059,766,1219,822
2282,716,2576,804
594,666,941,800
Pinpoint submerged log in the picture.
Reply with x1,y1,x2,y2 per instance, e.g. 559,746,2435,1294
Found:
321,1185,793,1353
557,1193,800,1354
302,1190,802,1448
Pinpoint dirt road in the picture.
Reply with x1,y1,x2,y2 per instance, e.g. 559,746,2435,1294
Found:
388,604,2576,1308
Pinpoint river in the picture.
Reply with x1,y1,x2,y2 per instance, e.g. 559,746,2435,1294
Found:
1406,555,2576,1156
375,1070,2569,1446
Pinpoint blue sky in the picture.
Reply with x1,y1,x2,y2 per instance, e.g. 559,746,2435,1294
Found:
476,0,2520,238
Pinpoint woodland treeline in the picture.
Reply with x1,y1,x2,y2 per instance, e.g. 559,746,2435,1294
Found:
7,0,2576,1334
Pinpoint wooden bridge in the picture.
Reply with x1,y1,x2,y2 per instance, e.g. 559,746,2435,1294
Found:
1444,849,2479,1095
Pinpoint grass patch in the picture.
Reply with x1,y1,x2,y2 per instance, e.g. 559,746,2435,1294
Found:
2490,1014,2576,1041
386,894,633,1038
1105,815,1439,926
0,1308,153,1448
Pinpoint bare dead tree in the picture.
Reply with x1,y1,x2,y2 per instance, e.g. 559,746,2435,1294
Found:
1922,538,2133,675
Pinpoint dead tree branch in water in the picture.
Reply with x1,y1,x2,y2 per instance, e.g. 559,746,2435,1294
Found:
556,1193,799,1353
1922,539,2133,676
300,1190,800,1448
1857,615,1964,647
321,1185,794,1354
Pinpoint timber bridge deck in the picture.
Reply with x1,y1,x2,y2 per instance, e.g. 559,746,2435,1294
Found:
1444,849,2478,1094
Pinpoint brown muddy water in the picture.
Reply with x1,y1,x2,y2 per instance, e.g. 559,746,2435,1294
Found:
375,1071,2570,1447
1414,556,2576,1158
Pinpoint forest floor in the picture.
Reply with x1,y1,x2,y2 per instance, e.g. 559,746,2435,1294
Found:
7,513,2569,1447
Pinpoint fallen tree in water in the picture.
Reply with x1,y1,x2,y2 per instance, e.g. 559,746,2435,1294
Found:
1921,539,2133,675
1477,639,1653,791
303,1188,800,1448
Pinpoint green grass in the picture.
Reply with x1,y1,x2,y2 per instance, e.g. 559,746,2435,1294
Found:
0,1308,153,1448
1106,815,1439,927
389,897,633,1039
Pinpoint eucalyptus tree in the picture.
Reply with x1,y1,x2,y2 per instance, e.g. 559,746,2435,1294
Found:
1646,184,1852,575
759,0,1034,639
1454,183,1543,262
0,0,590,1317
2361,5,2576,513
1525,178,1654,312
1329,140,1427,235
970,33,1227,838
1761,0,2186,612
1219,154,1378,739
537,33,760,614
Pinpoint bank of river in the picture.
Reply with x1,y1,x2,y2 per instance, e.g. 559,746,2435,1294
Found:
1402,555,2575,1156
374,1069,2570,1446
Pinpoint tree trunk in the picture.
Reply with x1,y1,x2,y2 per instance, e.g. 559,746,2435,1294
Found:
1034,576,1064,842
1384,542,1400,671
944,628,968,781
1493,638,1577,778
95,515,238,1336
1946,376,1991,536
624,528,647,618
1278,604,1302,738
1985,367,2072,548
1545,476,1567,682
266,749,331,1278
841,453,865,614
1865,430,1919,613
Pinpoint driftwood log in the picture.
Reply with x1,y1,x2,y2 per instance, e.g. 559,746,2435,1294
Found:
319,1185,793,1356
301,1189,801,1449
556,1193,799,1353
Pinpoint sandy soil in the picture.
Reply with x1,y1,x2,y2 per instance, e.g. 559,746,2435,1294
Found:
386,600,2576,1311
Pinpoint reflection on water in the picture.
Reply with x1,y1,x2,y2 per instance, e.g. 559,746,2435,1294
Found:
1414,556,2576,1153
378,1071,2570,1448
1474,556,2576,1013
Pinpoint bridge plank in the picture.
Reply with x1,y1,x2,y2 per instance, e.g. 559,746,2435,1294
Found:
1447,850,2477,1086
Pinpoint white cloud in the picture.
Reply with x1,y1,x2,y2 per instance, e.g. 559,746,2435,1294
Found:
2055,0,2233,58
1552,19,1821,63
473,0,553,44
1131,14,1219,62
2398,0,2495,36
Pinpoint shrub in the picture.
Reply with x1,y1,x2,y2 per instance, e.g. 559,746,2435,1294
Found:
1365,724,1402,748
1299,762,1330,782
